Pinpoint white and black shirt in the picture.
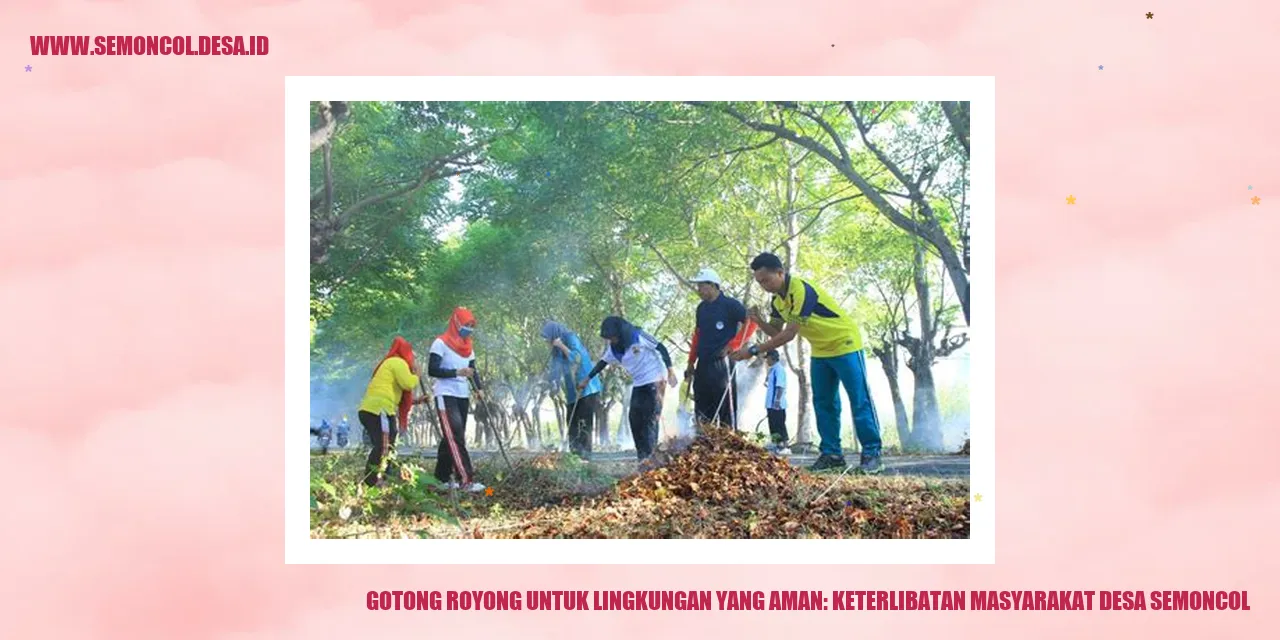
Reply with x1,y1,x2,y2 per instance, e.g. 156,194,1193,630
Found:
429,338,478,400
600,332,668,388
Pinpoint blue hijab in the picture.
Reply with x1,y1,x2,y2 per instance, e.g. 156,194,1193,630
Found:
540,320,573,344
600,316,639,358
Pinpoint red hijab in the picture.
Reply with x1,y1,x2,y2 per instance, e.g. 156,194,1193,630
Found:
373,336,416,428
439,307,475,358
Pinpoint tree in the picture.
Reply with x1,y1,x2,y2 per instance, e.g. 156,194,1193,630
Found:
309,102,523,302
842,216,916,448
309,100,972,457
687,101,971,325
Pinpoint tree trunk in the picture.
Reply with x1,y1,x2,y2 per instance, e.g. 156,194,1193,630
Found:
903,241,943,451
939,101,970,158
596,397,611,448
781,185,815,448
552,394,567,451
616,381,634,449
309,101,348,153
906,361,942,451
515,383,539,450
697,103,971,325
790,343,813,447
875,344,911,448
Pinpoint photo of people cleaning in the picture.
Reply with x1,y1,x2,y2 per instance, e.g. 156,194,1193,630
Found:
306,98,973,540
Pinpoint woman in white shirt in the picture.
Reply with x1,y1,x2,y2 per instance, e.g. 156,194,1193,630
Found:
428,307,486,492
578,316,678,461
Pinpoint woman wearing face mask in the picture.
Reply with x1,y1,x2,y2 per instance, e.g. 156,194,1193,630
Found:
428,307,486,492
578,316,678,461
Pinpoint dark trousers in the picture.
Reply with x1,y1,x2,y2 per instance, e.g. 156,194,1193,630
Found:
766,408,789,444
358,410,398,486
434,396,475,483
568,393,598,457
693,356,737,429
629,383,661,460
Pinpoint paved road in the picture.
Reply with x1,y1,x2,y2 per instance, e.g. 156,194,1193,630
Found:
315,445,969,479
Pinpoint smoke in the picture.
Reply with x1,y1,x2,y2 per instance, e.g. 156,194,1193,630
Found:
732,358,768,439
935,351,971,453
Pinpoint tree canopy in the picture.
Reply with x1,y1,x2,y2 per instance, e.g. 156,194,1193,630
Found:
309,100,971,452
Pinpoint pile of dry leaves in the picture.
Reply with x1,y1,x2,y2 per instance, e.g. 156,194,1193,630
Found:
489,426,969,539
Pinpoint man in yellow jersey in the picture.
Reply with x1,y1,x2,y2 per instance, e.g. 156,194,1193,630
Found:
730,252,883,474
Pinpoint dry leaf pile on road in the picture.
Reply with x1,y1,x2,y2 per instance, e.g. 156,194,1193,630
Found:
488,426,969,539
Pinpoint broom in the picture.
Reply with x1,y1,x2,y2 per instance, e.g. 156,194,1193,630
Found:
468,376,512,471
424,376,472,487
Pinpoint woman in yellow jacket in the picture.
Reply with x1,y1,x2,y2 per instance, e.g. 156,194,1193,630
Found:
357,336,421,486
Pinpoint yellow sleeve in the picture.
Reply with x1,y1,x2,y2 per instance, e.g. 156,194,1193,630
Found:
387,357,420,391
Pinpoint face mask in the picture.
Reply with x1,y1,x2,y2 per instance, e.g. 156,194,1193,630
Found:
459,326,474,338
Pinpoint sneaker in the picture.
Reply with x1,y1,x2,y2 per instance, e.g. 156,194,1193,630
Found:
445,481,461,490
857,454,885,475
808,454,847,472
464,482,486,493
776,446,792,456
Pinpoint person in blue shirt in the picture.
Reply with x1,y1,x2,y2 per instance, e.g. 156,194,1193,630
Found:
541,320,604,459
763,350,791,455
312,419,332,454
336,415,351,448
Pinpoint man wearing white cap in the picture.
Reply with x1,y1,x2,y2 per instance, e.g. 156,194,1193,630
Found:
684,267,757,429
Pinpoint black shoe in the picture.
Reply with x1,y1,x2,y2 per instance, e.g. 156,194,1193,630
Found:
857,454,885,475
808,454,847,472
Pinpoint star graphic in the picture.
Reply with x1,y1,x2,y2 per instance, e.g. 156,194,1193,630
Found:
1066,195,1077,205
25,65,32,72
484,487,494,496
1146,12,1154,19
1248,185,1253,190
1098,65,1103,70
1252,196,1261,205
974,493,983,502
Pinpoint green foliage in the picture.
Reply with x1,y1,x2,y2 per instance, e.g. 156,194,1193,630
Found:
309,452,459,535
309,100,971,442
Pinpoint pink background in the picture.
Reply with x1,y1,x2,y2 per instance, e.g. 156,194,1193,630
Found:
2,0,1277,637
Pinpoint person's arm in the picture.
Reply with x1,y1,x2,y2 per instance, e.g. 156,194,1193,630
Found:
754,323,800,353
730,303,758,351
727,300,751,351
552,338,573,359
582,359,609,384
755,281,818,352
427,352,457,378
753,302,785,338
654,342,673,369
687,328,700,367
